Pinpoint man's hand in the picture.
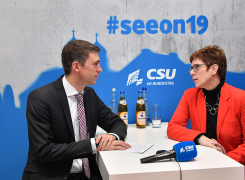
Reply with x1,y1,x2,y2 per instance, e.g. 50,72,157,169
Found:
107,140,131,151
96,134,116,152
199,135,226,154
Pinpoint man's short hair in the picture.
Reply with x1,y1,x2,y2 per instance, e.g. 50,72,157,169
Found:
61,40,100,75
190,45,227,80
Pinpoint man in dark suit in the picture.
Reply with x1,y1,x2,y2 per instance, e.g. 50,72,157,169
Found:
22,40,130,180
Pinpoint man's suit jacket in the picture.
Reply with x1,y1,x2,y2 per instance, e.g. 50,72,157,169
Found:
167,83,245,165
22,75,127,180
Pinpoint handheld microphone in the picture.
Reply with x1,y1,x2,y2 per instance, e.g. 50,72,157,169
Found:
140,141,197,163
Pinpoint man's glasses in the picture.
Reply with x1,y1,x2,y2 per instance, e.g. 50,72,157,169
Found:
189,64,206,73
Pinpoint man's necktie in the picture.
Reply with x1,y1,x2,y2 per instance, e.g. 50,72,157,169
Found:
75,93,91,179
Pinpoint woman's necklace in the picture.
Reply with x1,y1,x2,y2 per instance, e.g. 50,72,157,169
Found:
205,91,220,115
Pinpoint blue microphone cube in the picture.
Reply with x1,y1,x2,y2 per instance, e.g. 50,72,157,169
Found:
173,141,197,161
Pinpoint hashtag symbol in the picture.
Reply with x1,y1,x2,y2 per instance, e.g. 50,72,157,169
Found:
107,16,119,34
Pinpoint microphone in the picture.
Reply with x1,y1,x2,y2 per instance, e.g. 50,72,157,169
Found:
140,141,197,163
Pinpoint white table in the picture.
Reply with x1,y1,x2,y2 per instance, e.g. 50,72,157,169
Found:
96,123,244,180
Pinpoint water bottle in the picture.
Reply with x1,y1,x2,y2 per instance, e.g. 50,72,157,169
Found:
142,87,150,126
110,88,117,114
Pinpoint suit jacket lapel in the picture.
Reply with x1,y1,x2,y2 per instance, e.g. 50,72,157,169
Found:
197,89,207,132
55,76,75,138
217,83,230,139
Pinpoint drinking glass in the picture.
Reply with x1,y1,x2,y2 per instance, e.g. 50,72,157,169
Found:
151,104,161,128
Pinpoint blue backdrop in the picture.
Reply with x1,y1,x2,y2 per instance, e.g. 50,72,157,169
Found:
0,33,245,179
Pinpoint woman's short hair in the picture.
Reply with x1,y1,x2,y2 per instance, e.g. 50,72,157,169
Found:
190,45,227,80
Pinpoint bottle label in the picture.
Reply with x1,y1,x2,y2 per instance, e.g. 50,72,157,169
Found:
137,99,145,105
119,100,127,105
119,112,128,126
136,111,146,125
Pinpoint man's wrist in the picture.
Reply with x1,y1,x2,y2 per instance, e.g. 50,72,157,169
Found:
91,138,97,154
95,137,99,148
108,133,119,140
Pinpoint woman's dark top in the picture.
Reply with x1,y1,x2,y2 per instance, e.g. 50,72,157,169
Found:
194,80,224,144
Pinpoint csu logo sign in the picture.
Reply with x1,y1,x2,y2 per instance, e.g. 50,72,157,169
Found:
180,147,185,153
147,69,176,80
185,145,194,152
126,69,143,86
180,145,195,153
127,69,176,86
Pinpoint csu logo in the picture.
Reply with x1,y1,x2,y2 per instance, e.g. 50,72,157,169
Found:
180,145,194,153
127,69,176,86
147,69,176,80
126,69,143,86
185,145,194,152
180,147,185,153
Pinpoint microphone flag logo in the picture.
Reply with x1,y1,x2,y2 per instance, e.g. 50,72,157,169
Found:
180,147,185,153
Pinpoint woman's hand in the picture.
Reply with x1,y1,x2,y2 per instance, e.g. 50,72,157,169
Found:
199,135,226,154
211,139,226,155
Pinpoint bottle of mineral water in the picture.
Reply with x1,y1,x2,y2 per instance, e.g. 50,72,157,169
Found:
110,88,117,114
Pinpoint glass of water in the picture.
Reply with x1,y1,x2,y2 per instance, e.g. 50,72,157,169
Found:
151,104,161,128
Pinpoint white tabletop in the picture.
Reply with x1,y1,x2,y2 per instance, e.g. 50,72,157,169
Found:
96,123,244,180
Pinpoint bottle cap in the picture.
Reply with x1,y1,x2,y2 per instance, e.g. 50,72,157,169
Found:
112,88,116,91
138,90,142,93
142,87,147,90
120,91,125,93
